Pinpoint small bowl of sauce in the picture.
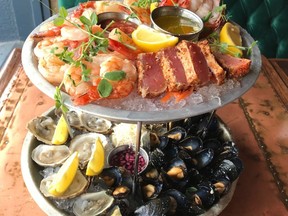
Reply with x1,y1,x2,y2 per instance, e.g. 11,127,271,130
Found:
151,6,203,41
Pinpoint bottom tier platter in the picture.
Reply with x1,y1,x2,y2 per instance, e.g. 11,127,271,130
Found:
21,108,242,216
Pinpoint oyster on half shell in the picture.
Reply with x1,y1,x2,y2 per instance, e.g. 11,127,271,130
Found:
31,144,71,167
40,170,89,199
27,116,56,144
69,133,112,169
73,191,114,216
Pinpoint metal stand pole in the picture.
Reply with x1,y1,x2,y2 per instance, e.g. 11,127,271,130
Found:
132,121,142,195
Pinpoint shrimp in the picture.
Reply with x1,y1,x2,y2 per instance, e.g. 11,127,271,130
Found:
38,55,67,85
66,53,137,105
34,37,66,59
189,0,221,23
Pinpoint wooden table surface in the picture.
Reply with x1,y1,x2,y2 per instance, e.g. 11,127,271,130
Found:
0,49,287,215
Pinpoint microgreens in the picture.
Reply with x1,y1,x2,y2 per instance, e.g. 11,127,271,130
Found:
207,31,258,57
202,4,227,23
97,71,126,98
54,85,69,114
132,0,157,8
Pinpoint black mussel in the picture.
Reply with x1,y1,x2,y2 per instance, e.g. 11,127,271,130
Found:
186,181,216,209
178,136,203,154
178,150,193,170
158,135,170,150
149,133,169,151
141,163,161,182
163,126,187,142
112,185,130,198
162,143,179,161
191,148,214,170
161,189,188,215
141,181,163,200
214,141,239,163
203,138,222,155
164,157,188,182
134,196,171,216
197,115,220,139
150,148,165,167
212,177,232,199
186,168,204,186
100,167,123,188
212,158,243,182
112,199,130,215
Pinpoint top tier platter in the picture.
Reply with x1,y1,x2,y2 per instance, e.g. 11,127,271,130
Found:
21,12,261,124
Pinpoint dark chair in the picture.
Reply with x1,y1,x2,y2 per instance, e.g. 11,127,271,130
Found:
224,0,288,58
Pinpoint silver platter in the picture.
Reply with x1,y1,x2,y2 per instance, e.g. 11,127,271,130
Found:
22,13,261,124
21,107,238,216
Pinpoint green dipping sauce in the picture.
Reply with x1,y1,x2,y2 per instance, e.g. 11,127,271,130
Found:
154,15,200,35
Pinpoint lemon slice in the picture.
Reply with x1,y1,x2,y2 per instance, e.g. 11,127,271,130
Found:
219,22,243,57
86,137,105,176
48,151,79,196
132,25,179,52
51,114,69,145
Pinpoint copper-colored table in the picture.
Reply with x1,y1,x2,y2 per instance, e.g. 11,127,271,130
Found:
0,49,287,215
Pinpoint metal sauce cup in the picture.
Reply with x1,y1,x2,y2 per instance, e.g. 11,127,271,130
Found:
151,6,204,41
107,145,149,174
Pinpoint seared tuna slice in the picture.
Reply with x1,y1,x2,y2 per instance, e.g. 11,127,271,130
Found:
176,40,210,87
197,40,226,85
213,51,252,79
137,52,167,98
157,47,189,92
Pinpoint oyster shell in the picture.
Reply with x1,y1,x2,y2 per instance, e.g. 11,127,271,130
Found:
80,113,112,134
31,144,71,167
69,133,112,169
27,116,56,144
73,191,114,216
40,170,89,199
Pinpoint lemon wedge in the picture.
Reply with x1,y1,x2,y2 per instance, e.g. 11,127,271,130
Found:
219,22,243,57
48,151,79,196
86,137,105,176
132,25,179,52
51,114,69,145
150,2,158,13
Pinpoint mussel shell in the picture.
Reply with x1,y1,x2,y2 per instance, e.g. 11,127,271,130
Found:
214,141,239,163
27,116,56,144
212,158,243,182
212,177,232,197
112,185,130,198
73,191,114,216
203,138,222,155
186,181,216,209
178,136,203,154
141,181,163,200
190,148,214,170
163,126,187,142
40,170,89,199
150,148,165,167
31,144,71,167
141,163,160,182
161,189,188,210
100,167,123,188
162,143,179,161
197,116,220,139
